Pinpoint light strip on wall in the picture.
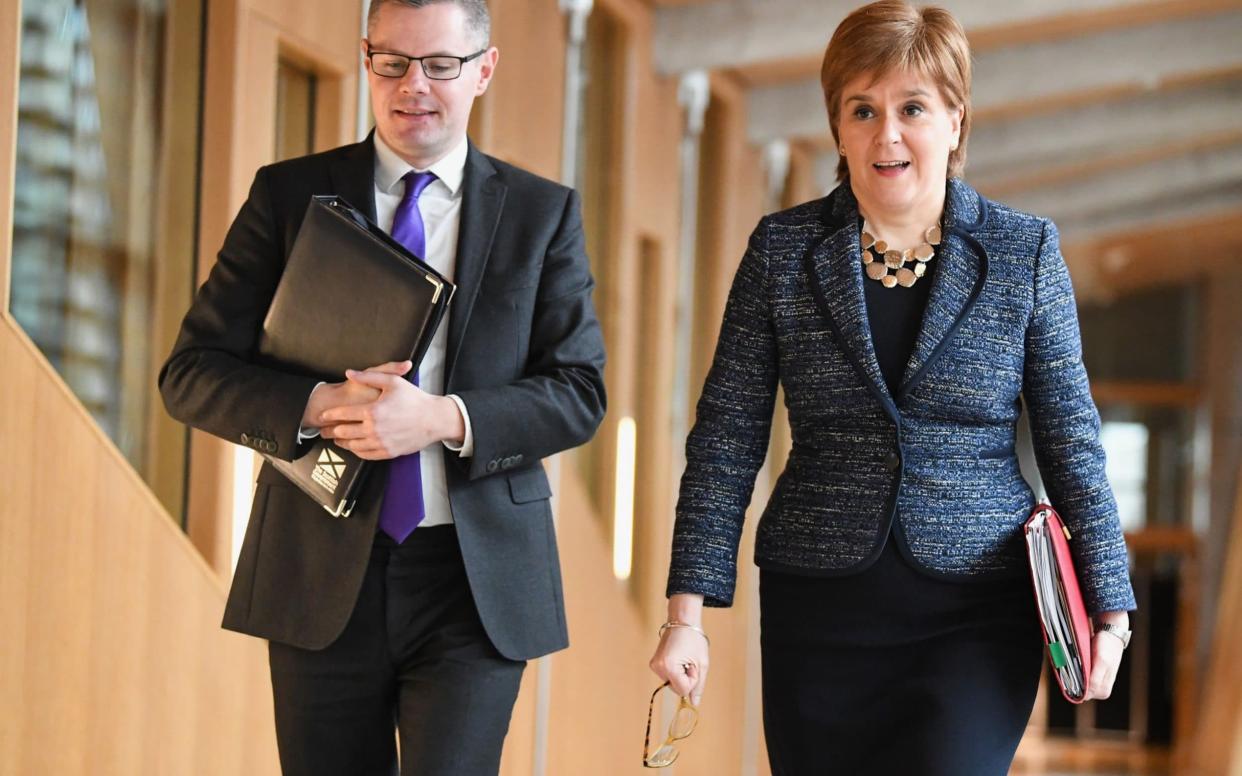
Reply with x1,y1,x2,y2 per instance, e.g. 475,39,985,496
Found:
613,416,636,580
232,446,255,572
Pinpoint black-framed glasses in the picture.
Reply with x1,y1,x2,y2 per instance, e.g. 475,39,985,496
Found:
642,682,699,768
365,45,487,80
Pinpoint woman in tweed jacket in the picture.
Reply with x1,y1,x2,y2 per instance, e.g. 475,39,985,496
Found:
649,2,1136,773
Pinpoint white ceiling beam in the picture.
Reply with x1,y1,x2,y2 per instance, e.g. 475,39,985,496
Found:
653,0,1171,75
990,143,1242,237
968,79,1242,185
746,11,1242,144
1049,184,1242,243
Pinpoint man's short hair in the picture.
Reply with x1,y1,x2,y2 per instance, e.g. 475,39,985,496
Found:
366,0,491,48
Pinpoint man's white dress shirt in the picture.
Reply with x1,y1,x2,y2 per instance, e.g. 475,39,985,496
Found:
372,132,473,527
301,133,475,528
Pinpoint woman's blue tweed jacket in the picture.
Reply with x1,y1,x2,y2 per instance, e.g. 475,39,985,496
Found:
667,178,1137,615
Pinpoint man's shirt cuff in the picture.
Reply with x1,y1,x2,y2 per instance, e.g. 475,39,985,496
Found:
297,382,327,442
444,394,474,457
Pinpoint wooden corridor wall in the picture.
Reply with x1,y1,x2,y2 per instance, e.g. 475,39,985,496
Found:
6,0,1238,773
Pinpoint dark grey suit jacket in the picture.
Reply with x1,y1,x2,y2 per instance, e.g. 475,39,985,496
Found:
159,136,606,660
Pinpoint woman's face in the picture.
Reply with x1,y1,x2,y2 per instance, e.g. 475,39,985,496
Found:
836,68,963,222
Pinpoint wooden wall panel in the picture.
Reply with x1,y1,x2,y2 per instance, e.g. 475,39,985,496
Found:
0,322,280,776
629,60,685,618
1195,462,1242,775
1,1,358,774
0,0,793,772
482,1,772,773
189,0,362,574
482,0,567,179
253,0,363,64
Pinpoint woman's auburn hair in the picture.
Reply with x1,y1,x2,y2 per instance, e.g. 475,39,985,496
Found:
820,0,973,181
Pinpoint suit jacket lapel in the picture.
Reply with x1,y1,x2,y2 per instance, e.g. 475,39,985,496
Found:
896,178,990,402
804,187,895,411
445,143,506,388
329,133,378,224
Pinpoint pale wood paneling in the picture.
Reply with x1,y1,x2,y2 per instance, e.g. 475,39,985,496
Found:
21,0,1159,772
482,1,772,773
189,0,361,574
1195,463,1242,774
480,0,566,179
628,44,685,620
0,321,280,775
2,1,357,773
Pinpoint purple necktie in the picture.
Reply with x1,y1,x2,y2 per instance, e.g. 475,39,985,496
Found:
378,170,437,543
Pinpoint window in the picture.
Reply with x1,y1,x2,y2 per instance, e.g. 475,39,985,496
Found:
11,0,205,523
1079,283,1202,531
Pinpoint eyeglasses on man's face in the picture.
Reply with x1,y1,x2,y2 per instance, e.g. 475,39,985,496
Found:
643,682,699,768
365,45,487,80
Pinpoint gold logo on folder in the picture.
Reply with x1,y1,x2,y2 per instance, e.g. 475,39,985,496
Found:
312,448,347,493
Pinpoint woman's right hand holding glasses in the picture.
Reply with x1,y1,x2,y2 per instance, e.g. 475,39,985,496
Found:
649,594,710,705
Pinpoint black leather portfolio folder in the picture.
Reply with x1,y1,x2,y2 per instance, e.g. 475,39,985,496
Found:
256,195,455,517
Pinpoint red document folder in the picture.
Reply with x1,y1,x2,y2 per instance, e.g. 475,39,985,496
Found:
1024,503,1093,704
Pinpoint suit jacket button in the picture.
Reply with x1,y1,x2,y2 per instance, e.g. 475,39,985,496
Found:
886,452,901,471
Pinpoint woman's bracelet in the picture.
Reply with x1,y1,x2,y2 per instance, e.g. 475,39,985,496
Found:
659,620,710,647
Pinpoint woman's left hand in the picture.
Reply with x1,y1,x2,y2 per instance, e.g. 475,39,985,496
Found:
1084,610,1130,701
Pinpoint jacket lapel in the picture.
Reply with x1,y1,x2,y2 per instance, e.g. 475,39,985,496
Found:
896,178,990,402
804,186,895,411
328,133,378,224
445,143,506,388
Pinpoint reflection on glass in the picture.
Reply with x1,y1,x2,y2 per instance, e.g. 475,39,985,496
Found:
1080,284,1198,383
12,0,203,523
1097,404,1197,529
1101,421,1150,533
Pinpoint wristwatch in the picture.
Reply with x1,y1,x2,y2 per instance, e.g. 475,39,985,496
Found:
1095,622,1132,649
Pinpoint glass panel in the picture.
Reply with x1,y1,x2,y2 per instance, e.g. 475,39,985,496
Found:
1098,404,1196,529
1101,420,1149,532
12,0,204,524
1079,283,1198,383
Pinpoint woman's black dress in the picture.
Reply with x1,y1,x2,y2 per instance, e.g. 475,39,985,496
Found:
758,251,1045,776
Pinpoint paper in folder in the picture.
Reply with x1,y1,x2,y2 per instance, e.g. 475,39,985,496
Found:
255,195,455,518
1024,503,1093,704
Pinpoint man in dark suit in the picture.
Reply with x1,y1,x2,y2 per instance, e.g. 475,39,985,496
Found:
158,0,606,773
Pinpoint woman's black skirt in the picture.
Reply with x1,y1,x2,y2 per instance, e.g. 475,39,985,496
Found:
759,537,1045,776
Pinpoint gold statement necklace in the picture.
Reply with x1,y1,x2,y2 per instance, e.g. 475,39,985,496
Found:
861,219,942,288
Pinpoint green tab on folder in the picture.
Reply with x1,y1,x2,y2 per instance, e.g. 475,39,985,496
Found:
1048,641,1069,669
